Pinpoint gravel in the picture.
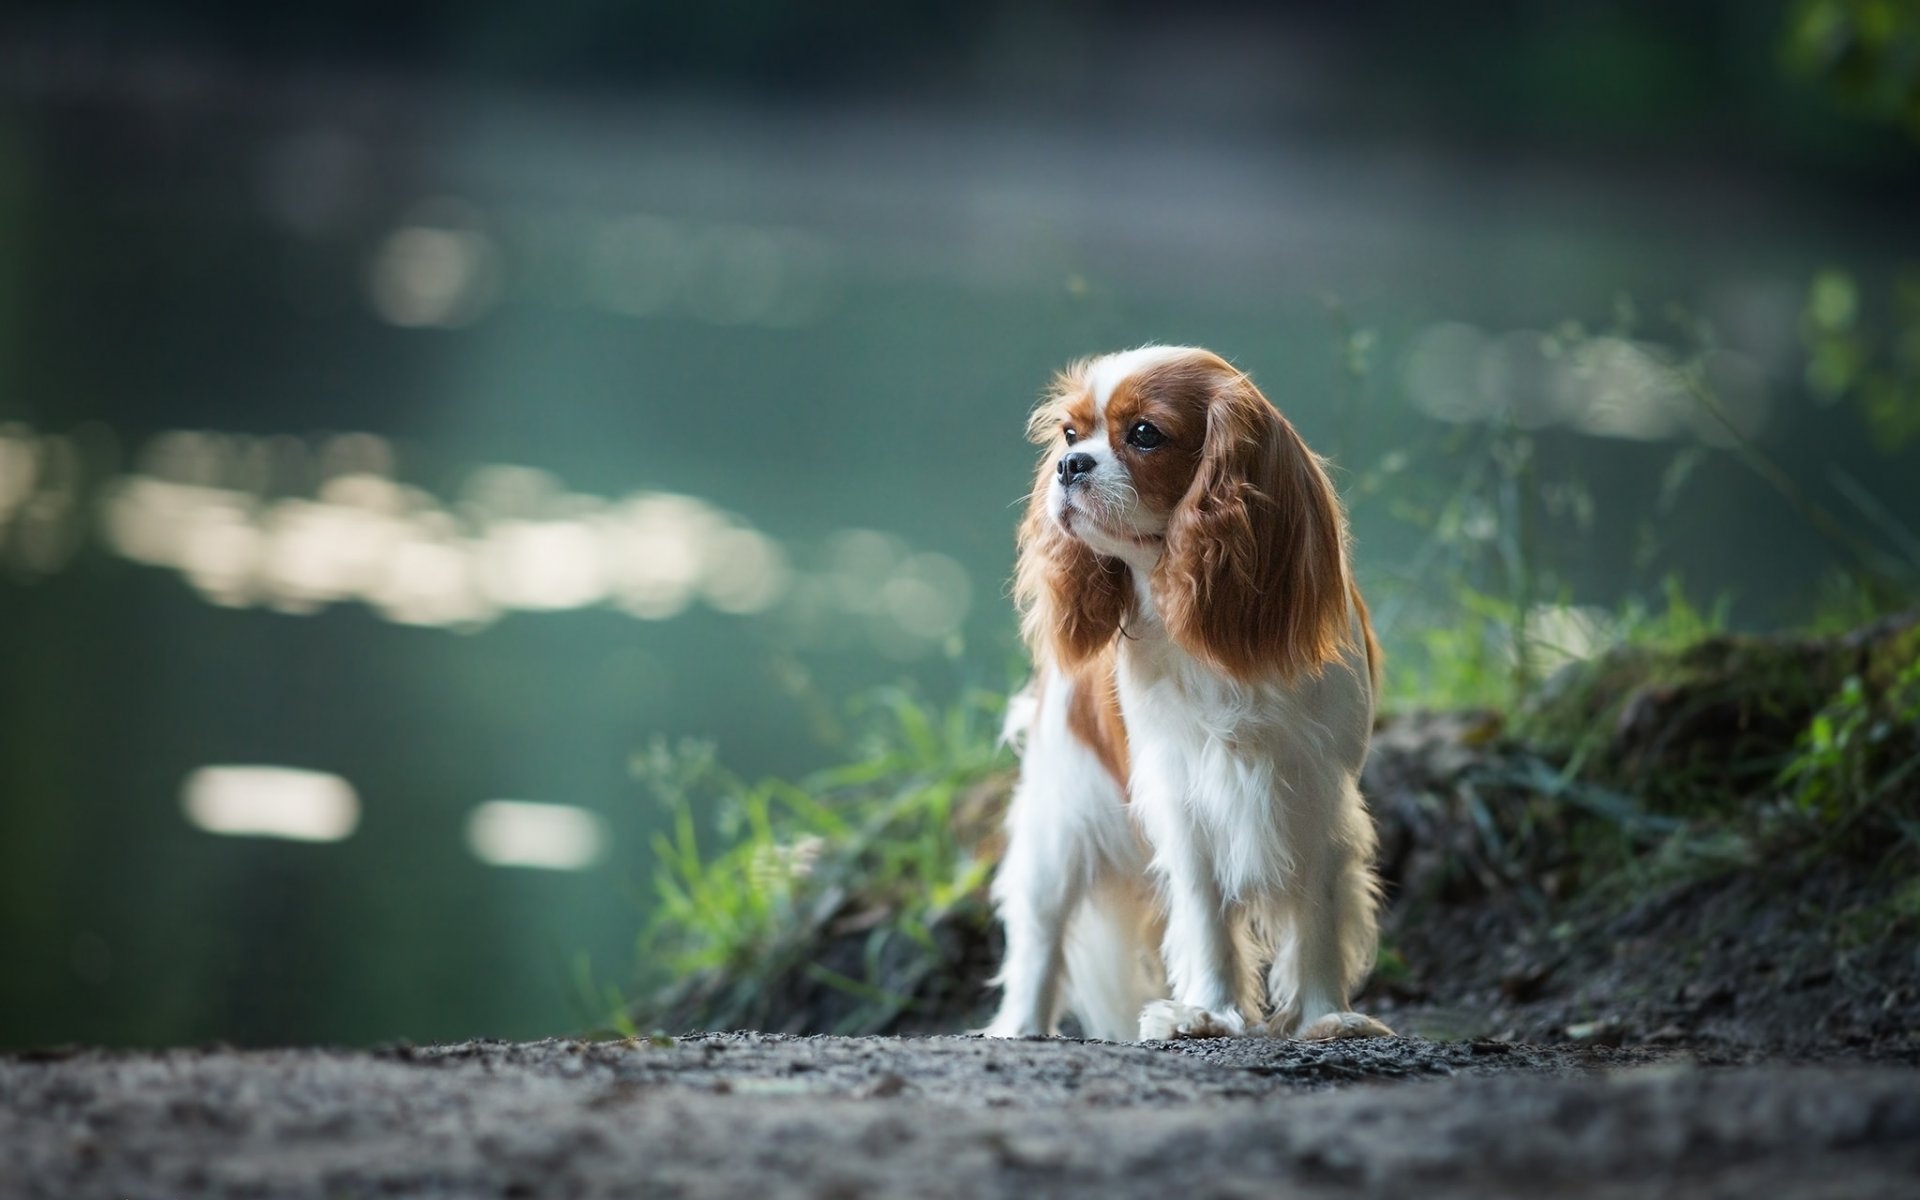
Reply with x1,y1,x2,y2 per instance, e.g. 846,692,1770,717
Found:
5,1033,1919,1198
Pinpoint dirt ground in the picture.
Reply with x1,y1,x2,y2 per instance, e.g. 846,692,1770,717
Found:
5,1033,1920,1199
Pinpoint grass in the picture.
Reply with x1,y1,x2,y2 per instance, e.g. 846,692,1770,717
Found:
620,686,1013,1035
1519,612,1920,900
1780,646,1920,846
1384,574,1731,714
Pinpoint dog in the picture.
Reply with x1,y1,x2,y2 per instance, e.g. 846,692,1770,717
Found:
983,345,1394,1042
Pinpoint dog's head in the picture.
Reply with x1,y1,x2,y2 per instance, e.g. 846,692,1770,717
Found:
1015,345,1352,681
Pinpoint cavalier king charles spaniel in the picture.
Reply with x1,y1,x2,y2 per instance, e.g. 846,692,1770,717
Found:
984,345,1394,1043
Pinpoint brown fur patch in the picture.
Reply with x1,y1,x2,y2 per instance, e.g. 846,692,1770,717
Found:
1101,362,1211,515
1015,360,1136,668
1025,359,1098,447
1149,351,1355,682
1350,580,1383,692
1063,650,1129,791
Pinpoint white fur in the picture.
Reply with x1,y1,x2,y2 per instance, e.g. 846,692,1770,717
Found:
983,671,1159,1041
985,346,1392,1044
1117,597,1384,1039
1085,344,1198,407
1048,433,1162,559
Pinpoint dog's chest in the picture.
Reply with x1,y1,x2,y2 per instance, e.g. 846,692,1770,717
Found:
1115,638,1304,763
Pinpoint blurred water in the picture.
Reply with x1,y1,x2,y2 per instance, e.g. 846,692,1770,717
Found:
1,69,1915,1045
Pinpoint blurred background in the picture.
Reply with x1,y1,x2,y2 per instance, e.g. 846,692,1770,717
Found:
2,0,1916,1047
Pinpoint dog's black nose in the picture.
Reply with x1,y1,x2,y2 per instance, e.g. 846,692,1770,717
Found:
1057,452,1096,485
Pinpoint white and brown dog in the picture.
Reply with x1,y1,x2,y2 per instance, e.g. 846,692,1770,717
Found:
984,346,1394,1043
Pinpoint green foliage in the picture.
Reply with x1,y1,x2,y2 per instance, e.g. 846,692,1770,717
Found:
627,687,1012,1032
1780,655,1920,828
1800,267,1920,451
1612,577,1734,650
1504,612,1920,906
572,952,639,1039
1784,0,1920,141
1783,675,1877,816
1354,296,1760,715
1359,273,1918,719
1784,1,1920,474
1387,617,1918,947
1385,575,1729,714
1387,585,1522,711
1370,943,1413,992
1836,873,1920,948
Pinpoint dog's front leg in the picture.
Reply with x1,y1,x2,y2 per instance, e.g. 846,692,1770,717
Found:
1135,806,1246,1040
1286,841,1395,1042
981,802,1083,1038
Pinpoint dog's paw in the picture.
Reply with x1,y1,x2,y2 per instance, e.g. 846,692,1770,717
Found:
1138,1000,1247,1041
1295,1011,1396,1041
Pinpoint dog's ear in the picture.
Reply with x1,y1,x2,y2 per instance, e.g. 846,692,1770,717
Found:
1154,366,1351,681
1014,362,1133,667
1016,499,1131,668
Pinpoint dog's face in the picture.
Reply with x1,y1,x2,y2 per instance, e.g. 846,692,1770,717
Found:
1034,347,1216,566
1016,345,1353,682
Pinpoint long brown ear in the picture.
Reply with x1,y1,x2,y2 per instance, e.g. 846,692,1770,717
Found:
1153,366,1352,681
1013,366,1132,667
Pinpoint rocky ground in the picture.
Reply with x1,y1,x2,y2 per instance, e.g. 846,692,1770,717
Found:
5,1033,1920,1198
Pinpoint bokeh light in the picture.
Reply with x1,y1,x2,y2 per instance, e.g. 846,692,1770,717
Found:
1404,323,1771,442
466,800,607,871
182,767,361,843
84,427,965,654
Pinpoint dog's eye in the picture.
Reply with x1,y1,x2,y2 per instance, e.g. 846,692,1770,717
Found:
1062,425,1079,446
1126,421,1167,449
